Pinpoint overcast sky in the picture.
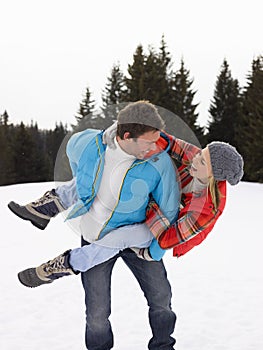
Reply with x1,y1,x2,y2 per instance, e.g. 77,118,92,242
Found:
0,0,262,129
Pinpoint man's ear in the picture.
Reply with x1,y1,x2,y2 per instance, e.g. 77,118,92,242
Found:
123,132,131,140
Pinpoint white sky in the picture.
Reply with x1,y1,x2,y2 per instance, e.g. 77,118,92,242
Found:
0,0,262,129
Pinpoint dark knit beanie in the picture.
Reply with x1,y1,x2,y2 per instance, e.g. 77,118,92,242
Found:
207,142,244,185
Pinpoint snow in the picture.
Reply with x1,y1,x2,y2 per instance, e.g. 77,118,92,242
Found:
1,181,262,349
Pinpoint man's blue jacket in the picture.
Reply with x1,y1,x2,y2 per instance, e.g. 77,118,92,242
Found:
66,129,179,253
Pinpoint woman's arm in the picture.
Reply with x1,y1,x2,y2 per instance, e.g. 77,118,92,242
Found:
164,132,201,164
147,181,227,257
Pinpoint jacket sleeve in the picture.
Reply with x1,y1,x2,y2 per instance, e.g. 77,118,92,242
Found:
150,153,180,224
165,132,201,164
167,210,222,257
66,129,101,177
149,206,218,260
147,153,180,261
146,191,216,250
158,202,217,251
147,201,219,260
145,199,171,239
158,183,227,257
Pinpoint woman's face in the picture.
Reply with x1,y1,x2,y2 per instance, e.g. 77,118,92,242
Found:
189,147,213,182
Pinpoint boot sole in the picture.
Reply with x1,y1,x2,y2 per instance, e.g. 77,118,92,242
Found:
17,271,35,288
18,269,52,288
8,201,49,230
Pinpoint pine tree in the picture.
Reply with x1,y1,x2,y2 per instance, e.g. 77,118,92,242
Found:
237,56,263,182
101,63,126,128
45,122,68,165
124,44,146,101
11,122,35,183
28,122,52,182
123,38,181,137
167,59,204,145
11,122,50,184
170,59,199,127
116,39,204,145
102,63,126,107
47,123,72,182
142,46,170,105
124,38,172,107
207,59,241,144
2,110,9,125
74,86,96,130
153,35,172,107
159,35,172,73
0,111,15,185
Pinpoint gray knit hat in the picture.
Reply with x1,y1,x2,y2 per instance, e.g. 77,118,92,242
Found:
207,141,244,185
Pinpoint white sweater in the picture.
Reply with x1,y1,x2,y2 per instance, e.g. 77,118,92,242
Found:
80,138,136,242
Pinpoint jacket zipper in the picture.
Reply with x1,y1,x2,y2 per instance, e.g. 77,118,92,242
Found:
96,159,146,240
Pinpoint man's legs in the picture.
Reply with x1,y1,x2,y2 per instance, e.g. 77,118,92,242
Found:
81,239,117,350
121,249,176,350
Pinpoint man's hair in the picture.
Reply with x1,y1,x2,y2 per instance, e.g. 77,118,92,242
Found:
117,100,165,139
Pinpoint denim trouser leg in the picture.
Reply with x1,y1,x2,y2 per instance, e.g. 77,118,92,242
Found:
81,252,118,350
121,249,176,350
81,239,176,350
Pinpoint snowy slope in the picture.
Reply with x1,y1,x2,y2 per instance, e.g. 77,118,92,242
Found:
1,182,263,350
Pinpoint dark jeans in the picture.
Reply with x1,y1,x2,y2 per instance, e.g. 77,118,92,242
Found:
81,238,176,350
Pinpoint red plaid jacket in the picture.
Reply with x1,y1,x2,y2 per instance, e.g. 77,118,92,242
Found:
145,133,227,257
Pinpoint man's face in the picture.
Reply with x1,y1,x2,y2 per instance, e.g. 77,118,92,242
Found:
125,130,160,159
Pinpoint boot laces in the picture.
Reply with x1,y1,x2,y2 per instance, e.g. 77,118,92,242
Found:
31,191,55,206
43,254,66,274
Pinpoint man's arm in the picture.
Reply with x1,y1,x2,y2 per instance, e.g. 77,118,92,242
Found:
147,154,180,260
150,154,180,224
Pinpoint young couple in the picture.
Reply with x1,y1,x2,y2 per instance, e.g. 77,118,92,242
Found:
9,101,243,350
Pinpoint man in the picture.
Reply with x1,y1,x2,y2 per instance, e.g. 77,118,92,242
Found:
9,101,179,349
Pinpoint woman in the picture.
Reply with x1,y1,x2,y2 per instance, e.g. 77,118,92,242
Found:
14,132,243,288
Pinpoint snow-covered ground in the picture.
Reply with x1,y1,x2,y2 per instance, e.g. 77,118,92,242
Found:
1,181,262,350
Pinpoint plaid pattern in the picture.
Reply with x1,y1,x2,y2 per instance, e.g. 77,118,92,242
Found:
158,182,226,251
167,134,201,165
145,133,227,257
145,199,171,239
145,134,200,239
172,181,226,257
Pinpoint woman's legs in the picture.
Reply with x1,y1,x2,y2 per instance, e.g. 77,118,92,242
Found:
55,177,78,209
17,223,153,288
69,223,153,272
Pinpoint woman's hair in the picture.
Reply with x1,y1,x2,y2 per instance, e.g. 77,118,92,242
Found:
208,177,221,211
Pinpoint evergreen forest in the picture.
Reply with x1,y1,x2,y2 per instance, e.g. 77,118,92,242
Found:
0,38,262,185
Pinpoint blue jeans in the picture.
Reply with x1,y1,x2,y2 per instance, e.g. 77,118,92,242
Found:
81,239,176,350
